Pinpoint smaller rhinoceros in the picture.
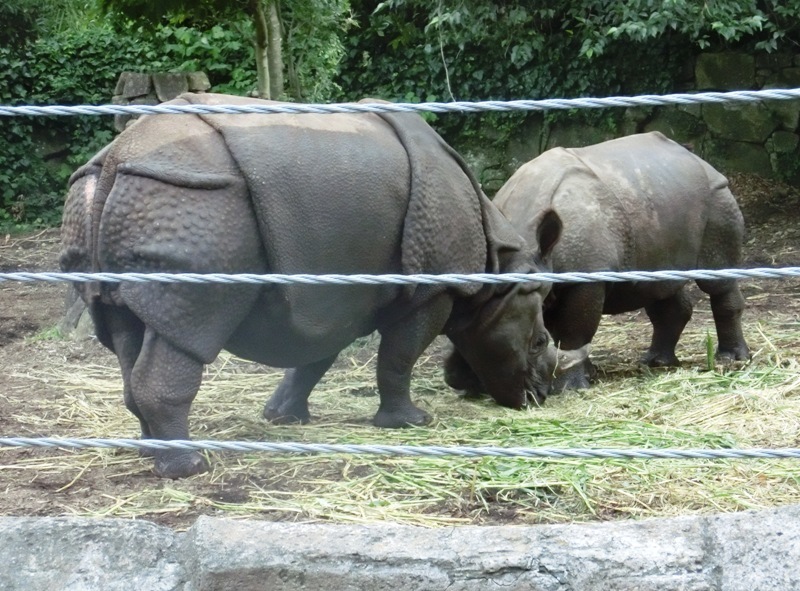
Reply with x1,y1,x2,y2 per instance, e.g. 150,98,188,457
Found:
491,131,750,391
60,93,563,479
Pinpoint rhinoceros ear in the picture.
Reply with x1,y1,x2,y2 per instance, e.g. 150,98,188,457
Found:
534,209,562,262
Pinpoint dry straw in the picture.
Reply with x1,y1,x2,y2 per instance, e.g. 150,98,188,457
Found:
2,297,800,528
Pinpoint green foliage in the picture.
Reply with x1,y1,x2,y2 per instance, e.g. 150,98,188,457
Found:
148,23,256,94
0,0,354,228
0,17,255,229
98,0,249,28
0,0,41,47
336,1,800,160
0,22,149,228
337,1,689,150
283,0,352,102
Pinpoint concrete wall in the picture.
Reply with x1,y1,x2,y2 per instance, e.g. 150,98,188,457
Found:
2,505,799,591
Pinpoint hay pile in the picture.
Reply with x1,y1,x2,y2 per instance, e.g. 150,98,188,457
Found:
3,293,800,528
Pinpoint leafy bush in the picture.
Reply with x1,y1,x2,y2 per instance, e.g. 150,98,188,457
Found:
0,23,149,229
0,18,255,229
336,1,689,151
335,0,800,154
0,5,351,229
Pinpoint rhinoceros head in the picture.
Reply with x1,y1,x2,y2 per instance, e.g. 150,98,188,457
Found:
444,209,587,408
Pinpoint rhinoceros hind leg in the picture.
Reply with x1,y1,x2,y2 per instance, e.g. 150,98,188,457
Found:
696,279,750,362
263,355,338,424
130,328,208,479
97,304,151,441
642,289,693,367
373,294,452,428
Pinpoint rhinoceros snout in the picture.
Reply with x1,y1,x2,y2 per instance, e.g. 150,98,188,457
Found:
524,388,547,408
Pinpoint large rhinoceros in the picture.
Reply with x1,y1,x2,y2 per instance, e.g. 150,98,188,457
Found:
448,132,750,394
60,93,563,478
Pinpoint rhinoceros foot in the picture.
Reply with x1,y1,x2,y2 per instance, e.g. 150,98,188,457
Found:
153,450,210,479
459,390,488,401
716,343,751,363
641,350,680,367
373,405,432,429
263,402,311,425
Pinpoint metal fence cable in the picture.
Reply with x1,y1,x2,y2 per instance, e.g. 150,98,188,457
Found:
3,88,800,117
2,267,800,285
1,438,799,460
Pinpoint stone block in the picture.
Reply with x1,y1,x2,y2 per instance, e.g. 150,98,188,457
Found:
505,114,546,169
112,94,131,132
708,507,800,591
643,106,706,144
772,101,800,131
187,72,211,92
113,96,159,132
544,115,620,151
778,67,800,87
766,130,799,153
619,106,653,136
755,53,793,70
0,517,184,591
116,72,153,99
702,138,774,178
695,53,755,90
3,507,800,590
153,72,189,102
702,102,777,143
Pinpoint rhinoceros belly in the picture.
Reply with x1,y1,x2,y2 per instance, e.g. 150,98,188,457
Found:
224,283,402,367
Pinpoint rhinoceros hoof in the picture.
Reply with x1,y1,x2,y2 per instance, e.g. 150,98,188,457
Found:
716,344,751,362
372,406,432,429
459,389,488,401
263,405,311,424
153,450,210,479
641,351,680,367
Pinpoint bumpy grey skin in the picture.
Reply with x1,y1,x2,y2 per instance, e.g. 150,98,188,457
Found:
60,93,558,479
493,131,750,392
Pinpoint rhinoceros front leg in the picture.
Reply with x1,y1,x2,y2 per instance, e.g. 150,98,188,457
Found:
373,293,453,428
546,284,604,392
263,354,338,424
642,287,693,367
696,279,750,362
129,327,206,479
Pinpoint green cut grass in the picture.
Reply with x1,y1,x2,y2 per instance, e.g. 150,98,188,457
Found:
3,305,800,527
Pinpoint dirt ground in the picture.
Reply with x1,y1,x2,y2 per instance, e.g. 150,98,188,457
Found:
0,172,798,528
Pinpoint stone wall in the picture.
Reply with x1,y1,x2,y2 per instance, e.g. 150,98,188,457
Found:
458,52,800,194
3,505,800,590
112,71,211,132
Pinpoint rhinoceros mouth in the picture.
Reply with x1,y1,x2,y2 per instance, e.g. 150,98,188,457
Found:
524,387,546,407
523,356,549,408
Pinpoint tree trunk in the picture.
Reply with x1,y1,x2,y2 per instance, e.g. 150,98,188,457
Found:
251,0,270,98
266,0,284,99
284,14,303,100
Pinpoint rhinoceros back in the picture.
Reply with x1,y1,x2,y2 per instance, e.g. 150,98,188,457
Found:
496,132,743,273
179,94,492,295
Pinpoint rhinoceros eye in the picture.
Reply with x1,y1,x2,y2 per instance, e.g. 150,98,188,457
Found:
531,332,549,353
